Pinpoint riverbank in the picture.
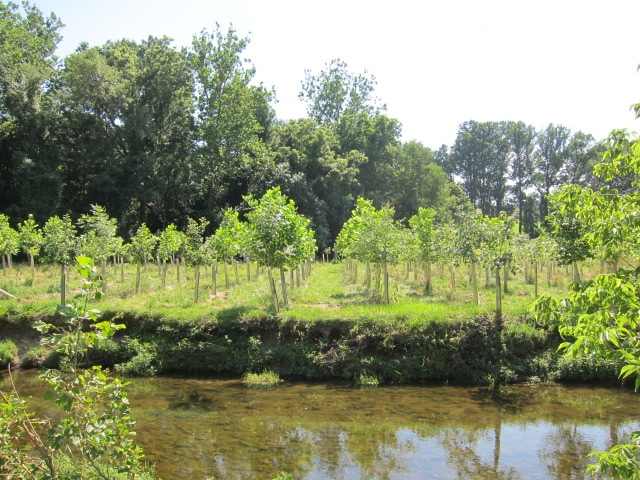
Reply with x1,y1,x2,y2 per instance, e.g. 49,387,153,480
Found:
0,261,622,385
1,309,621,385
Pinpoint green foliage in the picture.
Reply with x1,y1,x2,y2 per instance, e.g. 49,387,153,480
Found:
1,257,154,479
42,214,77,266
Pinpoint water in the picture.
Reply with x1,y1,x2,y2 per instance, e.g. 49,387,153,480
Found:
3,371,639,479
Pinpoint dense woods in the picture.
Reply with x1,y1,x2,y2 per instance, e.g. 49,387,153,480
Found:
0,2,606,246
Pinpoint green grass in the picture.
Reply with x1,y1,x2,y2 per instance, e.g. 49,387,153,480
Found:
242,370,281,388
0,258,585,327
0,339,17,367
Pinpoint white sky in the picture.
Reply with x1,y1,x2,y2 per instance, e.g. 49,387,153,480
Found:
37,0,640,149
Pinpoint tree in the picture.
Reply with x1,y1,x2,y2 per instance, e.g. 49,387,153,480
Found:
505,121,536,234
17,213,42,278
299,58,383,129
450,121,510,216
0,2,63,220
389,141,452,220
189,24,270,219
210,208,244,290
183,217,209,303
534,124,572,224
408,207,437,293
532,130,640,478
157,223,185,287
76,205,120,289
58,37,196,230
244,187,316,312
126,223,158,293
0,214,19,274
334,198,404,303
42,214,77,304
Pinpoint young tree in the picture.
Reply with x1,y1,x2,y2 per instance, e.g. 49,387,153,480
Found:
76,205,120,290
18,214,43,278
408,207,437,293
42,215,77,305
0,214,19,274
157,224,185,287
244,187,316,312
183,217,209,303
126,224,158,293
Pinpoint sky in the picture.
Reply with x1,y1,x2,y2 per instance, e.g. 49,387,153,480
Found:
35,0,640,149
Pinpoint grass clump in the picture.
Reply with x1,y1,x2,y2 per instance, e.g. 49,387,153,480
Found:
356,372,380,387
0,340,17,367
242,370,281,388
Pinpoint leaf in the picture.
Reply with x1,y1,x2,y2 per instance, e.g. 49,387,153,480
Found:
33,320,50,333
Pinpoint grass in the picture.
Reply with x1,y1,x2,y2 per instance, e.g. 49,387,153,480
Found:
242,370,282,388
0,258,588,326
0,339,17,367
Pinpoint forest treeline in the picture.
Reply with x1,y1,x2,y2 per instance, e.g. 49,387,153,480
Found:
1,2,610,248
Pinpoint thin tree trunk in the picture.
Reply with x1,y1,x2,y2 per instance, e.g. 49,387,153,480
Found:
424,263,432,293
534,261,538,298
60,263,66,306
503,264,508,294
162,260,167,288
211,262,217,295
233,259,239,286
246,259,251,281
268,268,279,314
135,264,141,293
194,265,200,303
471,261,478,306
224,261,230,289
383,262,390,304
280,268,288,306
449,265,456,292
29,254,35,279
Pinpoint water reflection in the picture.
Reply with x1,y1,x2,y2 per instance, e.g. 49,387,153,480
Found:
2,372,638,479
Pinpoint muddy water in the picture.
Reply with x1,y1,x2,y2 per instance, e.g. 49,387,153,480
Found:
3,372,639,479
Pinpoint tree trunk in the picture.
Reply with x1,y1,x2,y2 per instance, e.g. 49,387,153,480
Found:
383,263,390,304
572,262,580,283
224,261,230,289
449,265,456,292
194,265,200,303
268,268,279,314
503,265,508,294
29,253,35,279
211,262,217,295
424,263,432,293
162,260,168,288
534,261,538,298
246,259,251,281
60,263,66,306
495,268,502,318
280,268,288,306
471,262,478,306
234,259,239,286
135,264,141,293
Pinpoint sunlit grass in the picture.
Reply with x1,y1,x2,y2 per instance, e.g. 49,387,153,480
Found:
0,258,598,326
242,370,281,388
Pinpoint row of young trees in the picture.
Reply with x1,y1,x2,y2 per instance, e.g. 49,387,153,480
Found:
333,198,564,313
0,188,316,312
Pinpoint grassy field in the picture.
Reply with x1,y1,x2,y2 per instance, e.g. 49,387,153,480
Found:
0,258,578,324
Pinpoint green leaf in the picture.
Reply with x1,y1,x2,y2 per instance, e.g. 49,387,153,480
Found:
33,319,50,333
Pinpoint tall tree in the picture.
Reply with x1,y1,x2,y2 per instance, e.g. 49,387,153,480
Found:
450,121,510,216
388,140,451,220
533,123,572,223
299,58,383,130
189,24,272,219
58,37,196,229
505,121,536,233
0,1,63,220
42,214,77,304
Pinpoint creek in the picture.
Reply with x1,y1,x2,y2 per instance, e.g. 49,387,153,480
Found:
3,371,639,479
